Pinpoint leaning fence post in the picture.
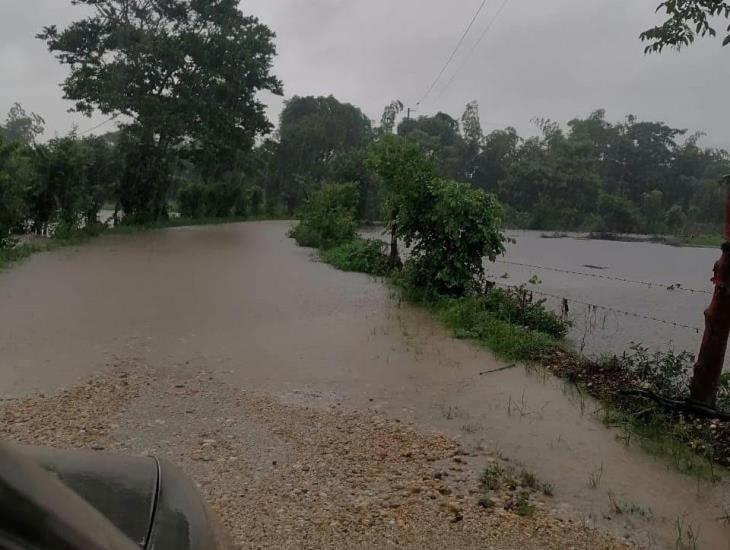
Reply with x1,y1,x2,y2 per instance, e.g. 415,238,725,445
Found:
689,176,730,408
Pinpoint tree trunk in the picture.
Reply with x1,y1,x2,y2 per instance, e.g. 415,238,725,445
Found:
388,223,401,269
689,181,730,408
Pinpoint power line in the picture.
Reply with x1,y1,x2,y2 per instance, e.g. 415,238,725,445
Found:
417,0,490,107
436,0,511,102
76,115,118,136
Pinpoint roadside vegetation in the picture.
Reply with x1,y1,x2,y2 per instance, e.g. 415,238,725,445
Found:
3,0,729,484
291,132,729,477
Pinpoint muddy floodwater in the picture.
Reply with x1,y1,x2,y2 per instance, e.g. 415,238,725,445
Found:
0,221,728,548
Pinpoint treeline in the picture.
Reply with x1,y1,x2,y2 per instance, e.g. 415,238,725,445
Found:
258,98,728,235
1,0,283,251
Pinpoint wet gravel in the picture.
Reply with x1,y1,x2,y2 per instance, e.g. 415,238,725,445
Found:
0,362,634,549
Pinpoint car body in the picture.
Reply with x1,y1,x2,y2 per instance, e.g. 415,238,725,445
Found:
0,442,232,550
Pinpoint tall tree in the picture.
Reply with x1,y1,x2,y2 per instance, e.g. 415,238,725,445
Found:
380,100,404,136
2,103,45,145
271,95,372,213
39,0,282,221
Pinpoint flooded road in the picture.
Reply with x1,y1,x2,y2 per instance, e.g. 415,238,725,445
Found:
0,221,728,548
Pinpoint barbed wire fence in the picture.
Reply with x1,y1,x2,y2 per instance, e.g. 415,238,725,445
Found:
493,259,712,296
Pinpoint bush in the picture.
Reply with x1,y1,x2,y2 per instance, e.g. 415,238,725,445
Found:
403,178,506,296
291,182,359,249
320,238,389,275
613,344,693,398
439,296,560,361
479,286,569,339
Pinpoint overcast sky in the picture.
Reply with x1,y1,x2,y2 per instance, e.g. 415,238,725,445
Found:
2,0,729,148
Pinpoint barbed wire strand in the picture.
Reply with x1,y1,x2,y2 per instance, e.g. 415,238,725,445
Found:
494,259,713,296
489,280,704,333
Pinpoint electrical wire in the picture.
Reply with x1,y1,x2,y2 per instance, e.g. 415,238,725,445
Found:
436,0,511,102
417,0,491,107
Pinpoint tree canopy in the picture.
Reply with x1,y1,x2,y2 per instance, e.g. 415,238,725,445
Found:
38,0,282,220
641,1,730,51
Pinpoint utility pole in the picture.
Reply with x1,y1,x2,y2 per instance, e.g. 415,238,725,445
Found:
690,175,730,408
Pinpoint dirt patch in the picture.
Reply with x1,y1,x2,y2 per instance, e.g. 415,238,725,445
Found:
0,364,633,549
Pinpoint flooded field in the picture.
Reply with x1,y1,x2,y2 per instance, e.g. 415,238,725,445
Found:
0,221,728,548
364,227,722,368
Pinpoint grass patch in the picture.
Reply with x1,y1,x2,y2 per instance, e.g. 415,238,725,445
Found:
681,234,724,248
320,238,390,276
438,297,562,361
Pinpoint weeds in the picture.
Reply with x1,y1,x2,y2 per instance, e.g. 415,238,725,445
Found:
674,517,700,550
607,492,652,518
541,482,554,496
588,464,604,488
478,496,495,509
480,463,503,491
519,469,538,489
515,491,535,517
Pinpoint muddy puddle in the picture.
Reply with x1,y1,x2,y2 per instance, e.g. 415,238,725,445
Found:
0,221,728,548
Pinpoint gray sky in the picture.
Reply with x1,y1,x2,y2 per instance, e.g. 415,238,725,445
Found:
2,0,730,148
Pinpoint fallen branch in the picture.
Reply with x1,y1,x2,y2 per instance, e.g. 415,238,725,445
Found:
619,389,730,421
480,364,517,376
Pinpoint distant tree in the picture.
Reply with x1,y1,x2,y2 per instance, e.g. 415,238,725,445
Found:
665,204,687,233
398,112,467,180
641,189,666,233
641,1,730,52
380,100,404,136
39,0,282,221
2,103,45,145
0,134,33,245
461,101,484,147
272,95,372,213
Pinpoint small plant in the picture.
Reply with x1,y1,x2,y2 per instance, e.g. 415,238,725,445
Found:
588,464,604,489
541,482,554,496
480,464,503,491
519,469,538,489
478,496,495,509
608,492,652,518
528,274,542,285
674,517,700,550
515,492,535,517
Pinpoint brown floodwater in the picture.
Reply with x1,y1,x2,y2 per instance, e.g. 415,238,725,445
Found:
0,221,728,548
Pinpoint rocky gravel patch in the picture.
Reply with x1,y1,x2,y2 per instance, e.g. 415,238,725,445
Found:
1,364,634,549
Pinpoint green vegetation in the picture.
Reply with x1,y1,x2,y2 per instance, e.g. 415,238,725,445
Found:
552,344,730,476
2,1,284,257
438,296,562,361
291,182,359,249
320,239,390,276
541,482,554,497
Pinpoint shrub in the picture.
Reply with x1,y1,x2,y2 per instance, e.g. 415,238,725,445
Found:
291,182,359,249
405,178,506,295
439,296,560,361
613,344,693,398
481,286,570,339
320,239,389,276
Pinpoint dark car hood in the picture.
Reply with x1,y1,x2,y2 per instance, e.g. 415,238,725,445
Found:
2,444,232,550
22,446,158,547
